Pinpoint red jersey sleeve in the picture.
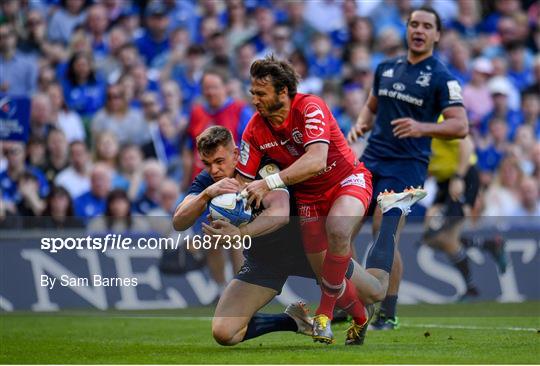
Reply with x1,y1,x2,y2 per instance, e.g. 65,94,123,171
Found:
297,95,332,147
236,120,262,179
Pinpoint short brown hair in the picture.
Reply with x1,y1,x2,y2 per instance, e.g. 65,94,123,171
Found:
196,126,234,156
250,55,300,98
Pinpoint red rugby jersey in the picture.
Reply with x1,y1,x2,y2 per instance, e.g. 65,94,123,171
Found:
236,93,358,195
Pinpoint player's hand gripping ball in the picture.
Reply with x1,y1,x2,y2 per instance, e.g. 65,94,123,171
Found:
209,193,252,226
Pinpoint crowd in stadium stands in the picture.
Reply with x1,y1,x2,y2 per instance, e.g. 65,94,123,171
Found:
0,0,539,232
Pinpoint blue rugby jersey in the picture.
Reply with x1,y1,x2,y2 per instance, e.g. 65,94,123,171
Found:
363,55,464,165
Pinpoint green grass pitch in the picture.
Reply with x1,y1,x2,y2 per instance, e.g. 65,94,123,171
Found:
1,302,539,364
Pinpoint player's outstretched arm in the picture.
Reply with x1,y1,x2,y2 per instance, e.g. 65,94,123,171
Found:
348,91,377,143
173,178,240,231
392,106,468,140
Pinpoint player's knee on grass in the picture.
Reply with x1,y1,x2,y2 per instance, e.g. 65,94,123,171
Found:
212,318,243,346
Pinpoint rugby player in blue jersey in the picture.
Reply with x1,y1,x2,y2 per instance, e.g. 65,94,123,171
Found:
174,126,384,345
348,6,469,329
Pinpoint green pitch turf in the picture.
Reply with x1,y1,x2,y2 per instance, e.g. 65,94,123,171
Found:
1,302,539,364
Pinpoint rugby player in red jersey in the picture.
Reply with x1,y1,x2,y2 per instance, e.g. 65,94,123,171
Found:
236,55,385,344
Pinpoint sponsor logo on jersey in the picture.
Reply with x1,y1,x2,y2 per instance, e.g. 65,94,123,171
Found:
304,102,326,139
280,138,290,145
298,204,319,224
447,80,463,101
340,173,366,188
416,71,432,87
382,68,394,78
239,140,250,165
292,128,303,144
378,88,424,106
315,160,337,176
259,141,278,150
393,82,406,91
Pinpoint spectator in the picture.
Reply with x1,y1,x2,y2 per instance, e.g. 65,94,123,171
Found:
248,6,276,53
47,0,87,45
0,22,38,95
307,32,342,80
18,9,68,63
231,41,256,89
93,130,120,173
285,1,316,54
290,50,323,95
483,156,523,216
29,93,55,140
446,39,471,85
446,0,482,40
169,44,206,111
95,26,129,83
91,83,149,146
185,68,252,183
0,141,49,214
512,176,540,216
511,124,537,175
518,91,540,139
256,24,293,61
476,118,511,185
61,52,106,118
160,80,188,135
16,171,46,216
37,65,57,93
129,62,160,107
40,186,83,229
164,0,197,41
145,111,182,167
88,189,150,233
463,58,494,128
225,0,256,53
26,137,47,171
507,42,534,92
135,2,170,66
47,82,86,143
133,160,166,215
43,128,70,183
74,162,112,220
304,0,344,34
85,4,110,60
480,77,522,140
342,16,375,62
55,141,91,199
147,178,181,235
116,144,145,200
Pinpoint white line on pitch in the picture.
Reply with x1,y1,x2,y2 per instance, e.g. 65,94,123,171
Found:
401,323,538,332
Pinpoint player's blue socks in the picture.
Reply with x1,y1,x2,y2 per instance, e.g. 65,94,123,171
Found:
242,313,297,341
380,295,398,319
366,207,401,273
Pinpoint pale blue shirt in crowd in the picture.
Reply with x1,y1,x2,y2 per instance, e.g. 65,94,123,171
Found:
47,8,86,45
91,108,151,146
0,52,37,95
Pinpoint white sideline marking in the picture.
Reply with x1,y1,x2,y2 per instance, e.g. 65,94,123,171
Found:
401,322,538,332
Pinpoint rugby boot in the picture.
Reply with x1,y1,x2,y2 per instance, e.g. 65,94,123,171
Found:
312,314,334,344
285,301,313,336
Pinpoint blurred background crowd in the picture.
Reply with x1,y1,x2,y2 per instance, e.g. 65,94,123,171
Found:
0,0,539,232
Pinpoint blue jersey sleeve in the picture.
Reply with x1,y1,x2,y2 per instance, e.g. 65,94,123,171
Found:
187,171,214,196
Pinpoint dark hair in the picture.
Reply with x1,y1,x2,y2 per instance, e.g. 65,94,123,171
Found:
250,55,300,99
66,52,97,85
408,5,442,32
202,67,230,84
104,189,132,229
196,126,234,156
43,185,74,216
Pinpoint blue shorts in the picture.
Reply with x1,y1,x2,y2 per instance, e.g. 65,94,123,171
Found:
235,247,315,294
362,157,427,215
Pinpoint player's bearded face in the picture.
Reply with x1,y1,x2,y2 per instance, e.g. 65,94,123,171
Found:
250,78,285,117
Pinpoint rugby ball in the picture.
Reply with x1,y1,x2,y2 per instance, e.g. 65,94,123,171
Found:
209,193,252,226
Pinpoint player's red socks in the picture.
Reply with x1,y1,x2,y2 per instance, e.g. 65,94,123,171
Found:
336,278,367,325
316,251,351,318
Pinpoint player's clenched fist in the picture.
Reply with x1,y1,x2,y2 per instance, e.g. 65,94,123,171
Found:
391,117,425,138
